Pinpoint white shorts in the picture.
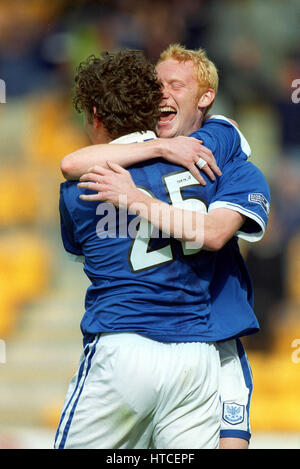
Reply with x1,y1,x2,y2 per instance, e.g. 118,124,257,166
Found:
217,339,253,442
54,333,221,449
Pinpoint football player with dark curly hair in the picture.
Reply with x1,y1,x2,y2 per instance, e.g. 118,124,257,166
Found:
56,47,270,450
56,48,224,450
73,50,162,140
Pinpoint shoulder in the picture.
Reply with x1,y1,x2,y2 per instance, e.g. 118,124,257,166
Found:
60,180,98,217
60,180,79,197
221,159,270,199
190,116,236,141
204,115,252,158
189,118,236,163
60,180,78,201
237,160,270,189
190,115,251,165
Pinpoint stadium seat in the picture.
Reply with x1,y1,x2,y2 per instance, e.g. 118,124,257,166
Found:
0,233,51,337
249,347,300,431
0,168,39,226
23,94,89,170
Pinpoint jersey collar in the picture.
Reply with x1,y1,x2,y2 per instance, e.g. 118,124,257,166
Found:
109,131,157,145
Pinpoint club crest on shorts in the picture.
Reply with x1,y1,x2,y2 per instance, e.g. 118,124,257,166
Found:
222,402,245,425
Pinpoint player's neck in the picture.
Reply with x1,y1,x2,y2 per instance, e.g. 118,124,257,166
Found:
90,127,113,145
91,134,112,145
196,111,206,130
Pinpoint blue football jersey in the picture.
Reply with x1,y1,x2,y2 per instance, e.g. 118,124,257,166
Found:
193,116,270,340
60,122,270,344
209,237,258,341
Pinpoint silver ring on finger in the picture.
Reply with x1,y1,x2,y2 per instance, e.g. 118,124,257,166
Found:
196,157,207,170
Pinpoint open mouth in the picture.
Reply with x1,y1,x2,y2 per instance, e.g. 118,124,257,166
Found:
159,106,177,124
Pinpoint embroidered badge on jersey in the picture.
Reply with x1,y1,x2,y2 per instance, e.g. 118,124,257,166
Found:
222,402,245,425
248,193,270,216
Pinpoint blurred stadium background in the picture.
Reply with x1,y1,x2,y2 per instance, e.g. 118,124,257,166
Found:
0,0,299,449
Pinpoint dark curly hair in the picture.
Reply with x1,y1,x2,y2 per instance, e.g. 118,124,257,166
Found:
73,50,162,140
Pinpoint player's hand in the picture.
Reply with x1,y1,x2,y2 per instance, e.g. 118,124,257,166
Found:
77,162,140,209
161,136,222,186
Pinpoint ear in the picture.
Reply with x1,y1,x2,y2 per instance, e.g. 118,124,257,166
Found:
197,89,215,110
92,106,102,129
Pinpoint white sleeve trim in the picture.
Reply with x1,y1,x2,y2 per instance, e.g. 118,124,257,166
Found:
208,200,265,242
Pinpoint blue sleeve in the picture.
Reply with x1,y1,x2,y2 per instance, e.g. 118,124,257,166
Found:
59,184,83,256
189,116,251,168
209,160,270,242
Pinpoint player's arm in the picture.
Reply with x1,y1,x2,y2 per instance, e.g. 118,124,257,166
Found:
219,437,248,450
77,162,245,251
128,196,244,251
61,140,162,179
60,137,221,185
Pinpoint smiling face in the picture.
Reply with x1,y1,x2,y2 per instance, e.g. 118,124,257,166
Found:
156,59,204,138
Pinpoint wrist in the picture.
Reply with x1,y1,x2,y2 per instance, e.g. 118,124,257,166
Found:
128,190,152,217
152,138,170,158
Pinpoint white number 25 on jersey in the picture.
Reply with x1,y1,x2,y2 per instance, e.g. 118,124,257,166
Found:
129,170,207,272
